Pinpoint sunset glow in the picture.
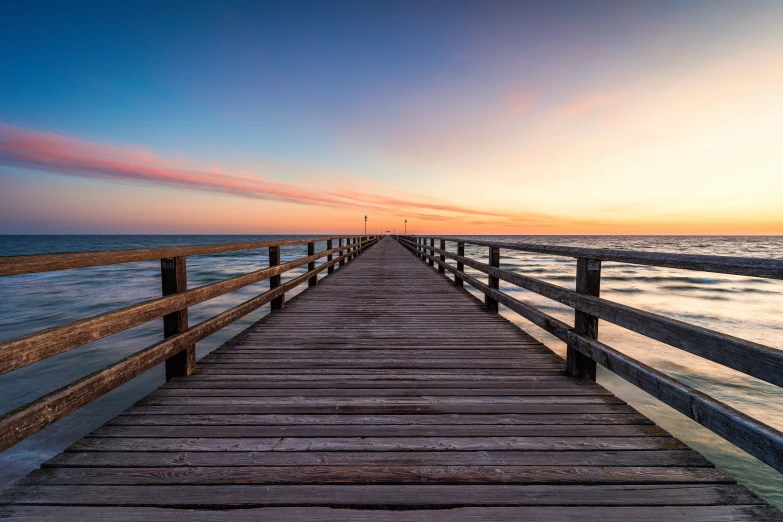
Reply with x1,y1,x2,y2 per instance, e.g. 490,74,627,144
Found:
1,1,782,234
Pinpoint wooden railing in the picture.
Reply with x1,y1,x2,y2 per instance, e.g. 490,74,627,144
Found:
0,235,379,452
395,234,783,473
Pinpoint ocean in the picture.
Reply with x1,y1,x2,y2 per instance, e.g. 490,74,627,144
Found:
1,235,782,507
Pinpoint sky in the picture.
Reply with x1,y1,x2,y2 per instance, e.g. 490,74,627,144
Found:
1,0,782,235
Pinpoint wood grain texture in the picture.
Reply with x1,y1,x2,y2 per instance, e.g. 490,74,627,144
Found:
1,237,777,519
2,505,781,521
161,256,194,380
566,257,600,380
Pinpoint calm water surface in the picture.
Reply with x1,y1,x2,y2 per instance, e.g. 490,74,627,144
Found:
1,235,781,508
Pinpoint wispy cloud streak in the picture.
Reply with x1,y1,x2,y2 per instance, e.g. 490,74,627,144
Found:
0,123,519,222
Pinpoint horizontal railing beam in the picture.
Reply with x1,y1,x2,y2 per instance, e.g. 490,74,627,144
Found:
399,237,783,473
0,238,377,376
568,332,783,474
0,235,368,277
0,243,372,453
409,235,783,280
399,236,783,388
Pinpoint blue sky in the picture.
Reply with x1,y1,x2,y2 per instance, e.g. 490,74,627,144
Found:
1,1,782,233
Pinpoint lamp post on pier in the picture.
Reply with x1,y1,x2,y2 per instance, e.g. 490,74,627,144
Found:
404,220,407,234
364,215,367,235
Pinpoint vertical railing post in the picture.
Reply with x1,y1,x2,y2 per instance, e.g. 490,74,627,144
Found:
339,238,345,267
269,245,284,310
327,239,334,274
428,238,434,267
438,239,446,274
455,241,464,288
485,246,500,312
308,241,317,286
161,257,195,380
566,258,601,380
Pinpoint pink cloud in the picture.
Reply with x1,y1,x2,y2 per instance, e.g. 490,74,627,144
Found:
553,90,627,116
0,123,514,221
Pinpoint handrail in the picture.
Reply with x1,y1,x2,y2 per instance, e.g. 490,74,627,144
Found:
0,235,365,276
0,242,353,375
0,235,380,453
419,235,783,280
413,239,783,387
395,234,783,473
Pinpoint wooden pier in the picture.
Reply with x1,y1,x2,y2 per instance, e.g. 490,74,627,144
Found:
1,236,782,520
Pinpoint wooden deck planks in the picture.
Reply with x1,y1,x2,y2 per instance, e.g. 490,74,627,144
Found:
1,236,779,520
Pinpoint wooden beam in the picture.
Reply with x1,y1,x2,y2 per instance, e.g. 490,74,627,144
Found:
401,236,783,389
485,246,500,312
567,258,600,380
417,235,783,280
0,253,351,454
269,246,284,310
161,257,195,380
455,242,465,288
308,242,317,287
0,236,361,277
0,246,347,377
327,240,334,274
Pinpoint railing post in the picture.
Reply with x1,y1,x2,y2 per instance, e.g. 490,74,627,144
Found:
269,245,284,310
428,238,434,267
327,239,334,274
339,239,345,267
308,241,317,286
455,241,464,288
161,257,195,380
438,239,446,274
485,246,500,312
566,258,601,379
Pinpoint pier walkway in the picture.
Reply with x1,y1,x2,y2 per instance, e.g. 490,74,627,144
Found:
1,237,780,520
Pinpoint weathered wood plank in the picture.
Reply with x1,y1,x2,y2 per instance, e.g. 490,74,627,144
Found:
161,256,194,380
2,505,780,522
65,436,687,452
43,449,713,468
106,412,652,425
23,465,732,485
86,424,668,438
0,484,763,507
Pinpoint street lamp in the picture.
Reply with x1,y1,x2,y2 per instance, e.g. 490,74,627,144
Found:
404,219,407,234
364,215,367,235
